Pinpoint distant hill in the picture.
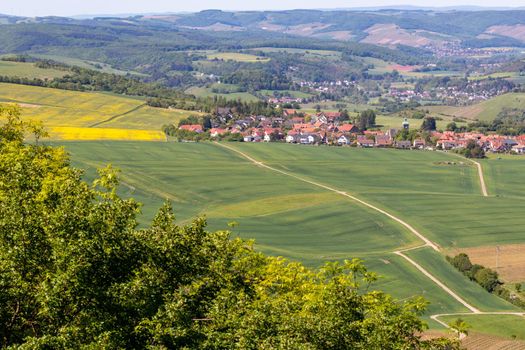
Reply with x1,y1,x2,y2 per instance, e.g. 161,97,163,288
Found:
162,9,525,48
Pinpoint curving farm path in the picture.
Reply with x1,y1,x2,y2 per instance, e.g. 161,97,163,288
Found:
439,151,488,197
215,142,520,334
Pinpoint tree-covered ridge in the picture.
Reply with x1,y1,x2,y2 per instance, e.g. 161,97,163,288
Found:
0,104,458,349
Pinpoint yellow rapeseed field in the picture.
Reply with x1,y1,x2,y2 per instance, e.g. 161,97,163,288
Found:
48,127,166,141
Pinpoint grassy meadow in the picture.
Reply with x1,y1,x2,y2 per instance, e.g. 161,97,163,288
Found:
424,93,525,121
440,314,525,340
186,86,260,102
230,144,525,250
54,141,525,325
206,52,270,63
0,60,67,79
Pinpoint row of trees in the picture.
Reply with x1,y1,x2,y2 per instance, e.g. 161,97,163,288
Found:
447,254,500,292
447,253,525,310
0,104,460,348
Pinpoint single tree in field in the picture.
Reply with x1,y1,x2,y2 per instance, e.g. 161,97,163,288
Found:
449,318,470,340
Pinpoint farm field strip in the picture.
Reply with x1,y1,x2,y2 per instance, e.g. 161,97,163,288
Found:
59,141,525,333
439,151,488,197
49,127,166,141
405,247,518,312
214,142,495,314
0,82,195,139
61,141,421,262
215,142,440,250
215,142,525,325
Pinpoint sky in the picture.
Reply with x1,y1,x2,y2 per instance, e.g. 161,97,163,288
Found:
2,0,525,17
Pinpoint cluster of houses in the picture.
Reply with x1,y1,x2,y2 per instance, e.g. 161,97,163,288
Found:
435,131,525,154
389,82,512,105
178,108,525,153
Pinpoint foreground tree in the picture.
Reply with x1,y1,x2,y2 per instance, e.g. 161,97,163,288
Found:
0,104,459,349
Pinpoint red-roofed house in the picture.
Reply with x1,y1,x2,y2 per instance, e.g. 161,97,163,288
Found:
210,128,228,137
283,109,298,117
336,124,359,133
179,124,203,133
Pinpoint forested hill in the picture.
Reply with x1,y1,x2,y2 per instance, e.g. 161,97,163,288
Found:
1,9,525,91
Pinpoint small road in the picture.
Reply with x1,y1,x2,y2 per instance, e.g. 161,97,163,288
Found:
439,151,488,197
470,159,488,197
394,251,480,314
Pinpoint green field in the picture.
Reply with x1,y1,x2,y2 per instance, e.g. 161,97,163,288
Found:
186,86,260,102
206,52,270,63
440,314,525,340
468,71,518,81
258,89,314,99
253,47,342,60
0,60,67,79
375,115,467,131
481,156,525,198
230,144,525,250
54,141,525,329
29,54,144,76
424,93,525,121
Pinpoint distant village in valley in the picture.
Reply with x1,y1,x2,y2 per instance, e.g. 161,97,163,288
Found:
170,107,525,155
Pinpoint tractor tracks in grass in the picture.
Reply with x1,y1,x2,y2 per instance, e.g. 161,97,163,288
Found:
214,142,512,326
89,103,146,128
215,142,439,250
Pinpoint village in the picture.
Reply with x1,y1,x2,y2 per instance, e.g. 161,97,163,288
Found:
177,108,525,154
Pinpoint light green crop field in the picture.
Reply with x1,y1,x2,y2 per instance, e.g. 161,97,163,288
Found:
375,115,467,131
0,61,67,79
186,86,260,102
95,105,199,129
440,314,525,340
29,54,145,76
206,52,270,63
481,156,525,198
468,72,518,81
424,93,525,121
232,144,525,250
0,82,144,126
54,141,525,332
258,89,314,99
57,140,475,319
252,47,342,59
58,142,420,261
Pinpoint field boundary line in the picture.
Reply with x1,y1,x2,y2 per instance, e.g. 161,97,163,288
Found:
394,251,480,313
439,151,488,197
214,142,503,317
89,103,146,128
215,142,439,251
431,312,525,333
